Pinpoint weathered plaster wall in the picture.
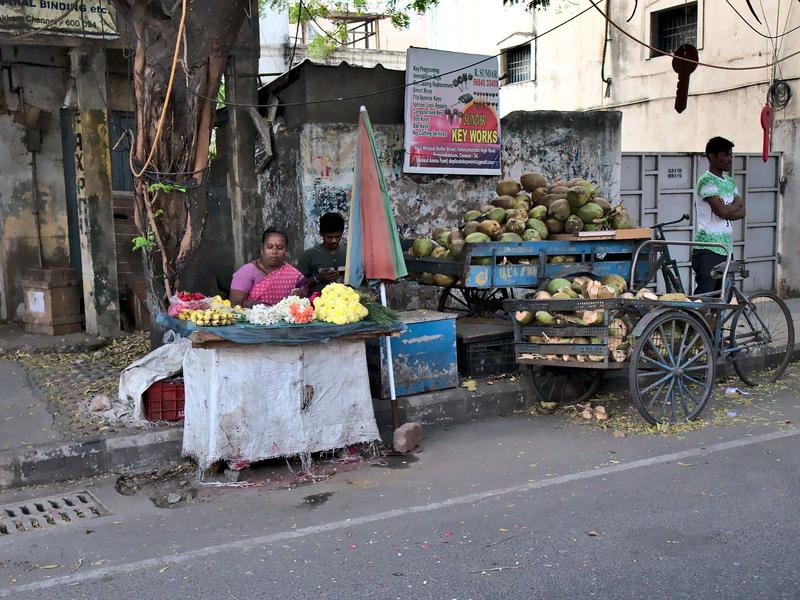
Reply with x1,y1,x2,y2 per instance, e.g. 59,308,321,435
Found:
289,46,409,71
773,119,799,297
0,47,72,320
426,0,800,153
258,109,622,306
261,110,621,248
182,130,238,296
259,130,305,261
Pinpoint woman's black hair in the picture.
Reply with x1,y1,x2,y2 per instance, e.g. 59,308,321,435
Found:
262,227,288,245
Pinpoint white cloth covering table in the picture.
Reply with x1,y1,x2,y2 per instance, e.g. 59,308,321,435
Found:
181,338,380,470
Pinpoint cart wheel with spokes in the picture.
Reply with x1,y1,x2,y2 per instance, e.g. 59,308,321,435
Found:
729,292,794,386
629,312,715,425
438,287,511,317
525,366,604,404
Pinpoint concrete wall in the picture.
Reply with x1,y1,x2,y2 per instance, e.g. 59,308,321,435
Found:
259,4,289,85
258,110,622,300
774,118,799,297
288,45,409,71
0,46,72,321
426,0,800,153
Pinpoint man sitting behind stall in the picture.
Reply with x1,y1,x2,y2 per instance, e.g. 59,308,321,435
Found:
298,212,348,295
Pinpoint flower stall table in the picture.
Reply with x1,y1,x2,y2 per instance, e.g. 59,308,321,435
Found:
158,316,403,471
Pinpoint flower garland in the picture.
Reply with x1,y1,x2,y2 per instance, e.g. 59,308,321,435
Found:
314,283,368,325
247,296,315,325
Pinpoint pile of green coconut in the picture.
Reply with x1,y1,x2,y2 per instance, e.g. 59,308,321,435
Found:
515,274,695,363
409,172,635,260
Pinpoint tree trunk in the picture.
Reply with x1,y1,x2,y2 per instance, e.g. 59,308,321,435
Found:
113,0,250,330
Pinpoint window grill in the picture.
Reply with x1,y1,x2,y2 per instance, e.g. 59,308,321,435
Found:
506,44,531,84
651,2,697,56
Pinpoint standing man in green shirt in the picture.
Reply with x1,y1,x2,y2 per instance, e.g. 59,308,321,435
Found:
692,136,746,294
298,212,348,295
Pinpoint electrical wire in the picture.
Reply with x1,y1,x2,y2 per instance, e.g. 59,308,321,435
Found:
3,8,74,41
288,0,303,70
4,2,119,41
306,7,349,46
588,0,800,71
625,0,638,23
199,0,800,111
756,0,780,82
189,2,596,109
129,0,187,179
303,2,376,49
723,0,800,40
776,0,795,65
768,79,792,110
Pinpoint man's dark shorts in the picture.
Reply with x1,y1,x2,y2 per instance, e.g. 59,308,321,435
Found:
692,249,726,294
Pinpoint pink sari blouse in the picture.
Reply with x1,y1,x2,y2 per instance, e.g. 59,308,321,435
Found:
230,261,307,306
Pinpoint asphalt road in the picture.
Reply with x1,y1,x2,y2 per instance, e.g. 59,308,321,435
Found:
2,390,800,600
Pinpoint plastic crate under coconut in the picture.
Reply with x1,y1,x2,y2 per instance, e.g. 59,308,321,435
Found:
145,377,185,421
456,318,517,377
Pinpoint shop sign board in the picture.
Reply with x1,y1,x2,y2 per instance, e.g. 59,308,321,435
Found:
0,1,118,39
403,47,501,175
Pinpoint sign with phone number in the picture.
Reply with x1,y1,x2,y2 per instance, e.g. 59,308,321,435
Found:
0,1,118,39
403,47,501,176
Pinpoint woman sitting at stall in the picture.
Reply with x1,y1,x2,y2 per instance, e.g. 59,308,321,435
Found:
229,228,308,308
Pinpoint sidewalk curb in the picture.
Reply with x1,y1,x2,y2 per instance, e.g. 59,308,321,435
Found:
375,345,800,430
5,349,798,490
0,427,183,490
374,378,532,430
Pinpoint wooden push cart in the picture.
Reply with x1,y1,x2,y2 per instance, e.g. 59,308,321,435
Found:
503,241,795,424
403,229,652,317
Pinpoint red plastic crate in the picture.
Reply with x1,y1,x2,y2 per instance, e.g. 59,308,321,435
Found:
145,377,185,421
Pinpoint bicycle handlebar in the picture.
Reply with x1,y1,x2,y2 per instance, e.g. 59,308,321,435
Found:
652,214,690,230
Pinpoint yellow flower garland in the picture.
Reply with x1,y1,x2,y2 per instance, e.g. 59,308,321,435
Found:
314,283,369,325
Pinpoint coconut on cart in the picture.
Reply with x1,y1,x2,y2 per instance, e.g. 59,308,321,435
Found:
402,172,651,315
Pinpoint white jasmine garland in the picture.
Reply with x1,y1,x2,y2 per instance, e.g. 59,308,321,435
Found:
247,297,315,326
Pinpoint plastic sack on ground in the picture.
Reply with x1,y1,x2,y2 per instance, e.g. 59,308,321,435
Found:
118,332,192,421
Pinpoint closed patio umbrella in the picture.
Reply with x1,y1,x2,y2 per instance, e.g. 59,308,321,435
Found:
345,106,408,428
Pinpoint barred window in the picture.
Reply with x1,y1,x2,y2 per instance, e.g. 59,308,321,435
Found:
651,2,697,56
506,44,531,84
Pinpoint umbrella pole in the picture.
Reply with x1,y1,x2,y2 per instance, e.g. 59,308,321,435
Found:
379,282,400,430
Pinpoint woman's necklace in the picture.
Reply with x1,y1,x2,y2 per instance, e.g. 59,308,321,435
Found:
255,259,276,276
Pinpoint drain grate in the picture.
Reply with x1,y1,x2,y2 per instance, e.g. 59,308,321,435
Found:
0,491,110,536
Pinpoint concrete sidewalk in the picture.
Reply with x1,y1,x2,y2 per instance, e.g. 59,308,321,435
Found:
0,360,60,452
0,323,105,355
2,297,800,490
0,328,178,489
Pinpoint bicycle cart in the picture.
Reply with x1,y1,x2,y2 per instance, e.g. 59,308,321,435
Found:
403,235,652,317
504,240,795,424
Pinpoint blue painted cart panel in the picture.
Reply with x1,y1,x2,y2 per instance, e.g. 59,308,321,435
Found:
404,239,652,289
366,310,458,398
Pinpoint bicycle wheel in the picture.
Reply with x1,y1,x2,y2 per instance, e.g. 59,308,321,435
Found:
526,366,603,404
730,292,794,386
629,312,715,424
437,287,509,316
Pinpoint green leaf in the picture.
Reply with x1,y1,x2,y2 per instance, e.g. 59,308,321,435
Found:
147,182,187,194
131,230,156,253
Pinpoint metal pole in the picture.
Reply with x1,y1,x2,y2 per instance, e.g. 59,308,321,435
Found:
31,151,44,268
379,281,400,430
